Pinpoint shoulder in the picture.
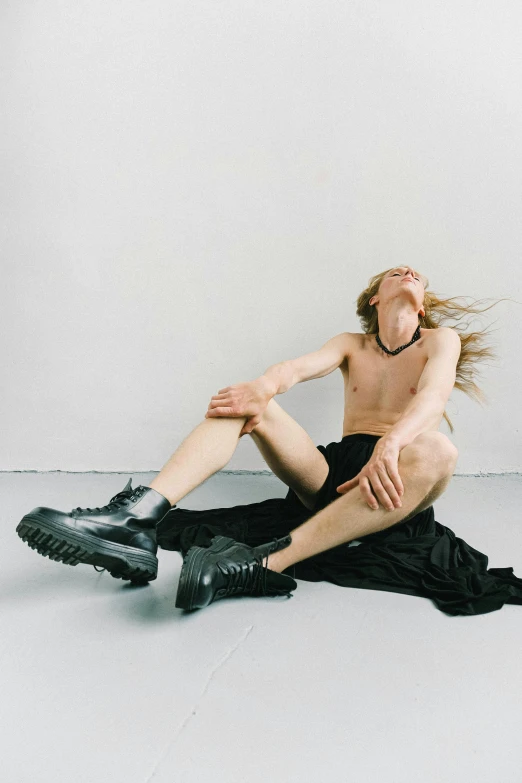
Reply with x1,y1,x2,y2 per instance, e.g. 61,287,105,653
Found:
424,326,461,357
424,326,460,343
338,332,369,359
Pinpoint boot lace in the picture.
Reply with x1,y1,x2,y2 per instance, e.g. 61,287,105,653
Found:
216,538,293,599
72,485,147,515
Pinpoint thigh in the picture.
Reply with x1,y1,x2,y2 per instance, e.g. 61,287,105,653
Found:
249,399,329,511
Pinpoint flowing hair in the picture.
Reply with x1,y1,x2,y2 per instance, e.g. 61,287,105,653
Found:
356,267,518,433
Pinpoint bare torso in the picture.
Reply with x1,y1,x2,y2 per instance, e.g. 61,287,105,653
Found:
341,329,442,438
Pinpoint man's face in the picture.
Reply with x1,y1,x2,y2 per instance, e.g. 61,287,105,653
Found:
373,266,427,310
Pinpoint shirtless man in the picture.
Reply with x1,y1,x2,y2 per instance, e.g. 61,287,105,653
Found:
17,266,461,612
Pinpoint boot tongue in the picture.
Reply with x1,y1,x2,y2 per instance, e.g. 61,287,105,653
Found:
265,568,297,591
253,534,292,560
122,478,133,493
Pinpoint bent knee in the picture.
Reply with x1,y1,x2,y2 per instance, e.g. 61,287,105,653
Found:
403,432,458,473
416,431,458,458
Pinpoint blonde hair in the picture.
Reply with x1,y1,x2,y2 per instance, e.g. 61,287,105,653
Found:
356,267,518,433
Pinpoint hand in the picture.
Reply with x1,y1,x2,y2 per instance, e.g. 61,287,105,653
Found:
205,378,273,436
336,437,404,511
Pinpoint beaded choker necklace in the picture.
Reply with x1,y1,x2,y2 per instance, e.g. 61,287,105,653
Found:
376,324,421,356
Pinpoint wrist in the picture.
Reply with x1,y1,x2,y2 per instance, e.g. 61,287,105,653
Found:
258,375,278,398
381,432,402,450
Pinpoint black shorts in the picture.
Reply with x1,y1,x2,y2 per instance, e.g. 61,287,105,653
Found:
307,432,384,514
283,432,384,547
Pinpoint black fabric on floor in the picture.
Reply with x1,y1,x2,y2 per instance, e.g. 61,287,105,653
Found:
156,433,522,616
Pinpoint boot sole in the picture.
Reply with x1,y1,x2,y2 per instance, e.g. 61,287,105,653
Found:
16,512,158,583
175,535,236,610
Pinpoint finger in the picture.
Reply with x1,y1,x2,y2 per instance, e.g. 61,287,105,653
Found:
388,466,405,497
248,415,261,431
208,398,232,408
241,420,257,436
369,471,395,511
217,387,232,394
336,478,355,494
359,476,379,509
211,393,230,400
206,407,237,417
377,469,403,508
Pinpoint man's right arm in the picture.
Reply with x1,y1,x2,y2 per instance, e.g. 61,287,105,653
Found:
258,333,352,397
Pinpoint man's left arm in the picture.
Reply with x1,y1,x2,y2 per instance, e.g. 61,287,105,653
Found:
383,327,462,452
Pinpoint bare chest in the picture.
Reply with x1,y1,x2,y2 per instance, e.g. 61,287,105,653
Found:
341,333,429,428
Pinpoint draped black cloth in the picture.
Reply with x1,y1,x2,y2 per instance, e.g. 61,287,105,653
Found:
156,433,522,616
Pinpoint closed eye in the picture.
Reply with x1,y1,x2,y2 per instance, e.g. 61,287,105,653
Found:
392,273,420,281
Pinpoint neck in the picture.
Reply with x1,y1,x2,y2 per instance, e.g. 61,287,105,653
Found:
376,303,421,352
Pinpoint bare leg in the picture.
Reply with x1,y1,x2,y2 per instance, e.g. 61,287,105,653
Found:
149,416,245,506
263,445,456,572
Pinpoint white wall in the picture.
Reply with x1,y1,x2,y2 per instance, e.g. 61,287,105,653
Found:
1,0,521,475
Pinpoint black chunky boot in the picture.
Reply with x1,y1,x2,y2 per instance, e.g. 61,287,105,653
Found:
16,479,173,583
175,534,298,611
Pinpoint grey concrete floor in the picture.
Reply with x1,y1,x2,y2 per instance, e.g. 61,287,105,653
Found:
1,470,522,783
